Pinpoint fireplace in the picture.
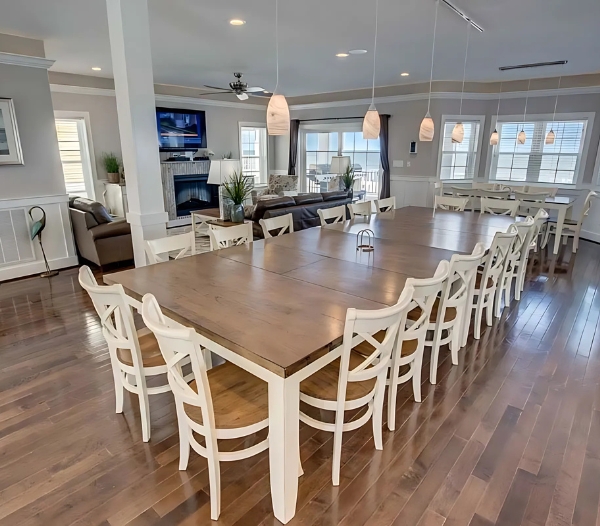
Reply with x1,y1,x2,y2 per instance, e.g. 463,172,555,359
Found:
173,173,219,217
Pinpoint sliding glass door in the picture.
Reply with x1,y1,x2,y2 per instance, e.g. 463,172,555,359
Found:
299,124,381,196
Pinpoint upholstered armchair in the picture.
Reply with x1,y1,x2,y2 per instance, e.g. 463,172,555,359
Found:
252,174,299,204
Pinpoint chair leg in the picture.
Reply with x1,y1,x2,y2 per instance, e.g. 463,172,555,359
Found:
474,299,483,340
372,382,385,450
206,442,221,520
429,328,443,385
562,235,568,245
387,363,400,431
176,404,190,470
573,233,580,253
485,296,494,327
138,389,151,443
332,412,344,486
450,314,462,365
412,352,423,403
110,353,124,414
494,281,504,319
298,450,304,477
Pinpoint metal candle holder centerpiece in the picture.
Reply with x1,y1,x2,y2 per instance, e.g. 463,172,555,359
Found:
356,229,375,253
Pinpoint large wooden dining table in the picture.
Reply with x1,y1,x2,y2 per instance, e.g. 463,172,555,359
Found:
104,206,516,524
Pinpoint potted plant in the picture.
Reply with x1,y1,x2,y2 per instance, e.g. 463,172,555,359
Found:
341,165,357,199
222,170,253,223
102,153,121,184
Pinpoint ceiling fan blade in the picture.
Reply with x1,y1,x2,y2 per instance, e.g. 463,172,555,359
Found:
203,85,231,91
236,92,249,101
198,91,234,96
245,86,265,93
249,91,272,98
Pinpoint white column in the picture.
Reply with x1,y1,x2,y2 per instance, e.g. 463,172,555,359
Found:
106,0,167,267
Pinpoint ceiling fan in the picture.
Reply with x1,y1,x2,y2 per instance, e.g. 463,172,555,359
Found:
199,72,271,101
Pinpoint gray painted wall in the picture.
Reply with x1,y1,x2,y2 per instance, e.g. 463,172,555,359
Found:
0,63,65,200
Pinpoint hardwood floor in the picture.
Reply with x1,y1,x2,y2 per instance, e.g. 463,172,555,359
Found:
1,239,599,525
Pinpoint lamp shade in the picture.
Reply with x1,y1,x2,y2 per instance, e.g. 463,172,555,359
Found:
545,129,556,145
419,113,434,141
267,94,290,136
517,130,527,145
363,104,380,139
452,122,464,144
208,159,240,185
490,129,499,146
330,156,351,174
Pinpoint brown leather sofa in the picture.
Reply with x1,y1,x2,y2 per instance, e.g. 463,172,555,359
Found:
69,198,133,267
251,191,351,238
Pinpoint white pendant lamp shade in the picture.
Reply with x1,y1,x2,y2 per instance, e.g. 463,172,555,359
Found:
545,129,556,145
363,104,380,140
267,94,290,136
452,122,464,144
518,130,526,145
419,113,435,142
490,129,499,146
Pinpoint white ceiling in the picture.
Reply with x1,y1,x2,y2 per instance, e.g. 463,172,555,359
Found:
0,0,599,97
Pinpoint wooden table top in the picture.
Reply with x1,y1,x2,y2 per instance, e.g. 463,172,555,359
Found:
105,207,517,378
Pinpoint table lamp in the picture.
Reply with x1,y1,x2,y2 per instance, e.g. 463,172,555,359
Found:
329,156,352,192
208,159,241,219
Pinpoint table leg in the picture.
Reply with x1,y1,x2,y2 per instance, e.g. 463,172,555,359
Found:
268,374,300,524
553,207,567,255
191,214,197,255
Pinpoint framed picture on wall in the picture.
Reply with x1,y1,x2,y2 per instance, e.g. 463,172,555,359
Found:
0,98,24,165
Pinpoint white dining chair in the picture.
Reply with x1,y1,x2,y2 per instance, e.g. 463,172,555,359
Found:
530,208,549,253
434,181,444,197
464,230,517,341
524,185,558,197
480,197,520,217
317,205,346,226
415,244,486,384
374,196,396,212
78,266,173,442
434,195,470,212
387,260,449,425
299,285,414,486
209,222,253,251
543,191,598,253
144,231,195,264
514,191,550,216
495,218,535,317
260,213,294,238
481,189,511,200
348,200,373,219
141,294,269,520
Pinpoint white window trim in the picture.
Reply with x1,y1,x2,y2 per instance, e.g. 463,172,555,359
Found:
484,111,595,188
238,121,268,185
593,134,600,188
54,110,98,200
437,115,486,182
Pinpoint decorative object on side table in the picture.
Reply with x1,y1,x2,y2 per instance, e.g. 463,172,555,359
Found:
0,98,24,165
208,159,241,220
101,152,122,184
340,164,357,199
223,170,253,223
28,206,58,278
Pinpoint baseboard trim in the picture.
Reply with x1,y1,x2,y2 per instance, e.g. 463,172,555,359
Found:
581,230,600,244
0,255,79,283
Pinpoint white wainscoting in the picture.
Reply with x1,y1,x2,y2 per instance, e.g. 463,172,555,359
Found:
0,194,77,281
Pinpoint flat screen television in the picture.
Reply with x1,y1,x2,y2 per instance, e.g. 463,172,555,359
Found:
156,107,207,151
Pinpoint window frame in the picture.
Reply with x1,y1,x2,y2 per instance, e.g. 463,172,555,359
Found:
54,111,97,200
238,122,268,186
436,115,486,182
485,112,595,187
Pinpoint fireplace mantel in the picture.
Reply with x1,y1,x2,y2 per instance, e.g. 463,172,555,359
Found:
160,161,210,221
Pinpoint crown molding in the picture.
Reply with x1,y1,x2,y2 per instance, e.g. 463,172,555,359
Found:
50,83,266,111
0,52,55,70
289,85,600,111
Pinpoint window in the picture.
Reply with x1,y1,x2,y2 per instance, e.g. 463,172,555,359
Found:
438,117,483,181
240,124,267,185
301,125,381,196
490,118,588,185
55,118,95,199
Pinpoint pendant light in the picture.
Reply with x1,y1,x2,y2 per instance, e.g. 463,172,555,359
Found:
452,22,471,144
363,0,380,140
546,76,561,145
517,79,531,145
419,0,439,142
490,81,502,146
266,0,290,136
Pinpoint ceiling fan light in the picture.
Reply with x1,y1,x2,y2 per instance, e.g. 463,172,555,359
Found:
545,129,556,145
490,129,499,146
267,94,290,136
419,113,435,142
452,122,465,144
363,104,380,140
518,129,527,145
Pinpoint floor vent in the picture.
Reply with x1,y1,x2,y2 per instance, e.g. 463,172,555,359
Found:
0,208,35,267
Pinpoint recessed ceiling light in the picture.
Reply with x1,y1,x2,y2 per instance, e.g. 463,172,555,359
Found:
92,67,102,71
336,53,349,58
401,72,410,76
229,19,246,26
348,49,368,55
